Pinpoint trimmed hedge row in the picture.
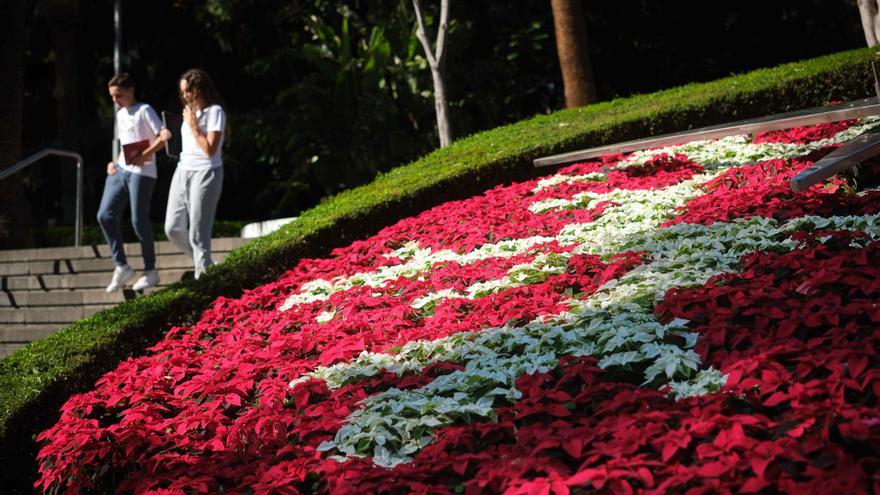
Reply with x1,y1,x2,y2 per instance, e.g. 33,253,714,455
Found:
1,47,878,493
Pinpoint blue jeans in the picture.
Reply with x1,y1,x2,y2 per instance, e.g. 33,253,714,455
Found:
97,168,157,270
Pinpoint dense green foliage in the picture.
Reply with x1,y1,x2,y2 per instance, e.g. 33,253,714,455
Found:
22,0,564,230
1,47,878,493
18,0,863,236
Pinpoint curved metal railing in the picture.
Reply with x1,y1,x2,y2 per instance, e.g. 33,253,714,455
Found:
533,97,880,168
0,148,84,246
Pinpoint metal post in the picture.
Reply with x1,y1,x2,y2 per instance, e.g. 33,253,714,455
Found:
112,0,121,162
872,61,880,100
75,157,83,246
113,0,121,73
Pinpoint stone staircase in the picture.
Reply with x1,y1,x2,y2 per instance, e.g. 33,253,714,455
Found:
0,237,250,358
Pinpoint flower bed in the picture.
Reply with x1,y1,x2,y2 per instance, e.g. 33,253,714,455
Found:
36,117,880,494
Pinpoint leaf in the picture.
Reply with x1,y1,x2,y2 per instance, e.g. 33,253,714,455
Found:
662,443,679,463
695,460,731,477
847,356,869,378
750,456,771,479
762,391,789,407
566,467,607,488
740,477,770,493
207,438,226,452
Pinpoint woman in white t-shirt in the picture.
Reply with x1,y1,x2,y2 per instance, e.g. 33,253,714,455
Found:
164,68,227,279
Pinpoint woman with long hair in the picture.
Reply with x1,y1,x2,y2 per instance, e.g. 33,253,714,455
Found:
164,68,227,279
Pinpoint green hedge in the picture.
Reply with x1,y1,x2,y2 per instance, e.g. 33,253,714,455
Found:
2,47,878,493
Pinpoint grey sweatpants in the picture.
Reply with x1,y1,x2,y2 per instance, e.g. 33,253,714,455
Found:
164,166,223,279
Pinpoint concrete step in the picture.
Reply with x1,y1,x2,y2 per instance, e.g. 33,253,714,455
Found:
67,252,208,274
4,268,191,291
89,237,249,258
2,250,236,291
0,246,100,264
0,325,63,358
0,286,162,307
0,236,253,359
0,324,61,342
0,343,26,358
19,250,235,277
0,237,249,263
0,305,108,324
0,251,220,277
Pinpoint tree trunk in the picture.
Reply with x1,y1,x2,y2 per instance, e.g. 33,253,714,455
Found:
0,0,34,249
550,0,596,108
858,0,880,46
430,63,451,148
412,0,453,148
49,0,81,226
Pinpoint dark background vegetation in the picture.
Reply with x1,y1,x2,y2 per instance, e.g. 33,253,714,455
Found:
10,0,866,242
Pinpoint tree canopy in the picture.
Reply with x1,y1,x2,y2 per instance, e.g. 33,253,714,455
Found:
7,0,866,239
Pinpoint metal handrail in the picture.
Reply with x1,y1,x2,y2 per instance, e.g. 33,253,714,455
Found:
534,97,880,168
791,127,880,191
0,148,84,246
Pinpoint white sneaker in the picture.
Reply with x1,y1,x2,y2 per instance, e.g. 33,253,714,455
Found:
106,265,135,293
132,270,160,291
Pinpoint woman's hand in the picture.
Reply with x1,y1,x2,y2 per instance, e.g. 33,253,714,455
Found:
183,106,198,131
183,105,221,157
159,128,172,142
106,161,117,175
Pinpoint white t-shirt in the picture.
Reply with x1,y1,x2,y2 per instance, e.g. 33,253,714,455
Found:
179,104,225,171
116,102,163,179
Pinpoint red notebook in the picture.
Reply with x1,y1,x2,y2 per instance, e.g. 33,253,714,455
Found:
122,139,150,163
